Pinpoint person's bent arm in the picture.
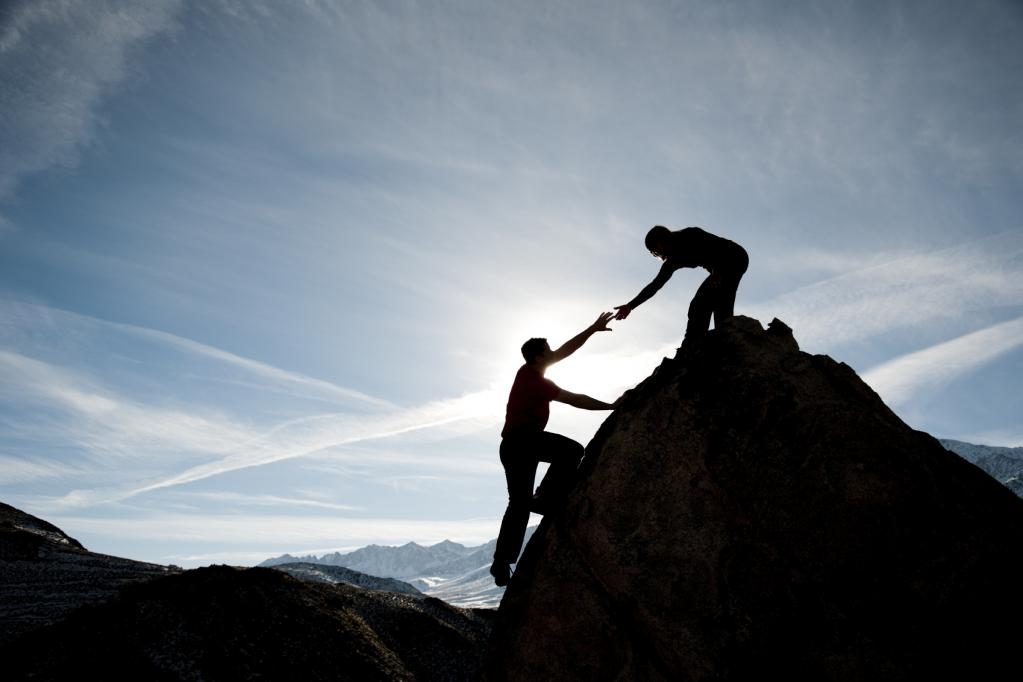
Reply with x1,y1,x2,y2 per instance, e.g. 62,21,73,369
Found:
614,262,674,320
554,389,615,411
550,312,613,364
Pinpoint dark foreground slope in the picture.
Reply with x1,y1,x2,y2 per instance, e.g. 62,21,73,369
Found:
2,504,493,680
488,317,1023,681
4,564,493,681
1,502,174,644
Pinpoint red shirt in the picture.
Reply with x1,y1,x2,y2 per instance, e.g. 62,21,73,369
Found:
501,364,560,438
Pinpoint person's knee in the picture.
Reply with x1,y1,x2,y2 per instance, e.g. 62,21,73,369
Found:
506,495,531,513
688,306,712,329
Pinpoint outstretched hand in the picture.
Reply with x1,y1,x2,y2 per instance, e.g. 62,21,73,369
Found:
613,304,631,320
590,311,614,332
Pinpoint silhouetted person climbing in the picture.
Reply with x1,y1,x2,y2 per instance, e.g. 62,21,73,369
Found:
490,313,619,587
614,225,749,341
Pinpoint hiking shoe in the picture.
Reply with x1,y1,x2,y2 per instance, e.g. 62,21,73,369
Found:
490,560,511,587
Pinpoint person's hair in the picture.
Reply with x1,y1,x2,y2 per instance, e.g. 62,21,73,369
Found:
521,337,548,364
645,225,671,252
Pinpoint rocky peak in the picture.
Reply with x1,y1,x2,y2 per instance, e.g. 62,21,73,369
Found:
0,502,85,557
488,316,1023,680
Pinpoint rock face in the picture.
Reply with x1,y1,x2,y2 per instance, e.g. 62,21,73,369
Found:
488,317,1023,681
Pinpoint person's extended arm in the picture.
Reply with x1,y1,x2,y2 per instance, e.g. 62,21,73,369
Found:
614,262,674,320
549,312,613,364
553,389,615,410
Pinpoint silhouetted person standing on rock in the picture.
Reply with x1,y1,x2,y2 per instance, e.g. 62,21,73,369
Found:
491,313,619,587
614,225,749,342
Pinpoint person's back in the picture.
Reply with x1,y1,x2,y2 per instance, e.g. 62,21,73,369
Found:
662,227,744,273
616,225,749,340
501,363,559,439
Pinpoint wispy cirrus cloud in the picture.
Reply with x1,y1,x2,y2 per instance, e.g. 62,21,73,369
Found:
0,0,182,197
0,453,82,485
862,315,1023,408
53,385,505,509
1,299,506,509
747,231,1023,351
0,300,391,409
0,348,254,460
164,491,364,513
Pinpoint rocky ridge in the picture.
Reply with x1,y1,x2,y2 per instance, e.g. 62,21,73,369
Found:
487,317,1023,681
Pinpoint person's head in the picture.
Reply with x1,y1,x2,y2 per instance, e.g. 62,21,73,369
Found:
521,337,552,366
645,225,671,260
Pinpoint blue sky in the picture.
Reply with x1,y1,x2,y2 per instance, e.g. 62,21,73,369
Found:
1,0,1021,567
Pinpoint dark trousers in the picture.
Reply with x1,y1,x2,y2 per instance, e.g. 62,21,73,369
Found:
686,245,749,340
494,431,583,564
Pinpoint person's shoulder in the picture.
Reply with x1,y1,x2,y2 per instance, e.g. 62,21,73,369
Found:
512,364,531,380
513,364,542,382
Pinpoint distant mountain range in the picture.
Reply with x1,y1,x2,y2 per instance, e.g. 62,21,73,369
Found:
941,439,1023,497
260,527,537,609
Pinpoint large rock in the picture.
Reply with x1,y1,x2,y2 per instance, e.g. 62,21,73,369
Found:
488,317,1023,680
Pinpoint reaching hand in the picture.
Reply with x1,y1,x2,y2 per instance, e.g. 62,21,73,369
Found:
613,304,631,321
590,311,614,332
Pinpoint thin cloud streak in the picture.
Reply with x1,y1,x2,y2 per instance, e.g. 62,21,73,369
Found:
2,299,509,508
747,232,1023,350
1,300,392,409
113,388,506,503
863,316,1023,407
166,491,364,513
0,348,254,459
116,322,395,410
0,454,82,485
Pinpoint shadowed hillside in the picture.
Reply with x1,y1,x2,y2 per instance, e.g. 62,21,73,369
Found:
0,502,175,645
5,565,493,681
487,317,1023,681
1,504,493,681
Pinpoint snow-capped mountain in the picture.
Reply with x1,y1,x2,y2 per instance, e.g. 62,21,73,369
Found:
941,439,1023,498
260,527,536,608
